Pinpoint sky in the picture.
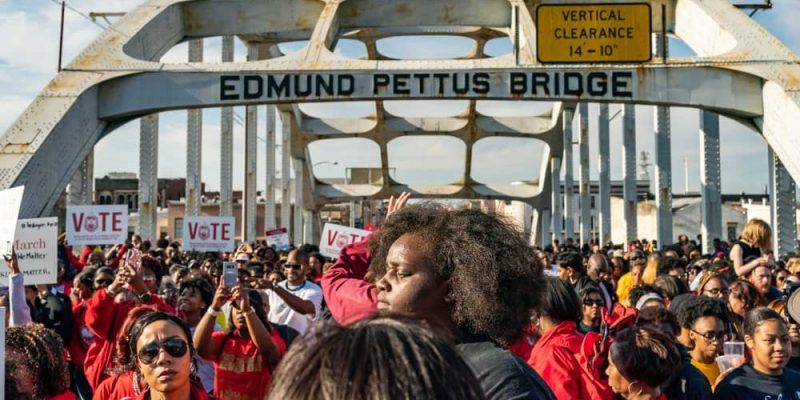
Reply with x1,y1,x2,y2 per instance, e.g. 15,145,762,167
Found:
1,0,799,196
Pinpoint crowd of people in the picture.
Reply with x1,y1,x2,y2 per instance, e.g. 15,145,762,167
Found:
5,193,800,399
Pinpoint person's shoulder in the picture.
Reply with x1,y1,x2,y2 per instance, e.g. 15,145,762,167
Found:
457,340,556,400
304,280,322,292
783,366,800,380
715,365,749,390
299,281,323,299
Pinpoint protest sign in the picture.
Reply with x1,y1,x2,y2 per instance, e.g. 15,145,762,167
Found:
0,217,58,286
183,216,235,252
265,228,290,251
319,223,371,258
0,186,24,255
67,205,128,245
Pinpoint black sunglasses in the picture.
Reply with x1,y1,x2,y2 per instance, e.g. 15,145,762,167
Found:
136,337,188,365
95,279,113,286
583,299,604,306
691,329,728,343
283,263,302,270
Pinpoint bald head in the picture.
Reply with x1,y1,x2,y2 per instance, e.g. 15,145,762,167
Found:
587,254,610,282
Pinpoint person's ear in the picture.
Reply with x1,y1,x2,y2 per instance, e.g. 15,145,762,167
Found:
744,334,755,350
442,279,455,304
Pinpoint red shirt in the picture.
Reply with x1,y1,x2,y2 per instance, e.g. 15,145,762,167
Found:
93,371,137,400
133,384,209,400
528,321,613,400
210,329,286,400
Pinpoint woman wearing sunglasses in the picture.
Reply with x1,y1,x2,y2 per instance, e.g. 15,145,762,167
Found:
578,285,604,334
128,311,208,399
529,278,612,399
679,296,729,387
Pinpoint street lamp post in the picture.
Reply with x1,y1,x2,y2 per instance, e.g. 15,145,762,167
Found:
313,161,339,168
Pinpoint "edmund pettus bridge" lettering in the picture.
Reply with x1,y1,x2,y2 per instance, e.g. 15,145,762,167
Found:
218,71,634,101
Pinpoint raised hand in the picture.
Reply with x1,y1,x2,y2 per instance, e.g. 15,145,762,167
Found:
211,278,229,311
109,265,129,293
3,250,20,275
386,192,411,220
231,285,251,312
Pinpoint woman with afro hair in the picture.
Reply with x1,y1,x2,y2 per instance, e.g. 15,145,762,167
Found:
323,200,555,400
6,323,75,399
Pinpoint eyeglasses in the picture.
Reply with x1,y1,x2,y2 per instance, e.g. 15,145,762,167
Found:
583,299,604,306
95,279,113,286
703,288,729,296
283,263,302,270
136,337,188,365
691,329,728,343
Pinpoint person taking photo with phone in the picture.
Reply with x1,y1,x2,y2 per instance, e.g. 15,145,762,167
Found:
194,281,285,399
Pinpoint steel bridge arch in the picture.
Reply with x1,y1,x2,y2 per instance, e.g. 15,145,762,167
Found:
2,0,799,229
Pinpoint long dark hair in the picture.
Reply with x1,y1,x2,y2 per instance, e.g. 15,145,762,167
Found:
107,305,158,375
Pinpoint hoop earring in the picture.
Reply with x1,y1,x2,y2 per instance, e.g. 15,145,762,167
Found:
190,354,199,380
627,381,643,398
133,370,143,396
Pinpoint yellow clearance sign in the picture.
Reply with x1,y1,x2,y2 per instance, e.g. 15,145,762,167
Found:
536,3,652,63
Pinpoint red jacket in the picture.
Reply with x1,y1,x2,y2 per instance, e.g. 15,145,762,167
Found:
320,239,378,325
507,323,537,360
528,321,613,400
83,288,175,390
67,300,93,368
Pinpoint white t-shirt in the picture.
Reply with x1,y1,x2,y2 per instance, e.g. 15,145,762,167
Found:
190,324,221,393
267,280,323,335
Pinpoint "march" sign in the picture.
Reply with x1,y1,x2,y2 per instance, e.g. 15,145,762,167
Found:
319,223,372,259
67,205,128,245
0,217,59,286
182,216,235,252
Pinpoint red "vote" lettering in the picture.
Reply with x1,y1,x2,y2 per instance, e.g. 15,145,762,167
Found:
187,222,231,240
326,230,367,246
72,212,123,232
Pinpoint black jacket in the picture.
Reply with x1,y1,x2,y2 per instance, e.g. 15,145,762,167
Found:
662,343,713,400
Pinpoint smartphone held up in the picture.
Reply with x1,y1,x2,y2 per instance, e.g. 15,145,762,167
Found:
223,261,238,288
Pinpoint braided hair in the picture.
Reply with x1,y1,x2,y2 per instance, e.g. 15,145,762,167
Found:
6,323,70,398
